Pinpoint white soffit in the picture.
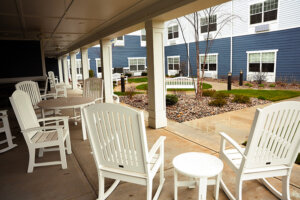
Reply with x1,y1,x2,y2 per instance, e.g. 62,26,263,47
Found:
0,0,229,57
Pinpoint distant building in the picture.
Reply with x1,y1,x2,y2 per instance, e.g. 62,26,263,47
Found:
71,0,300,82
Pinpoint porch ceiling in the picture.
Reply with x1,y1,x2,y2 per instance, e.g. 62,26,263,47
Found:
0,0,229,57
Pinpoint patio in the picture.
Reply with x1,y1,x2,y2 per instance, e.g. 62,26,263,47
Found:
1,89,300,200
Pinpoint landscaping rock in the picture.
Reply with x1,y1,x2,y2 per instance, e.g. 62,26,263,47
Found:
120,94,270,123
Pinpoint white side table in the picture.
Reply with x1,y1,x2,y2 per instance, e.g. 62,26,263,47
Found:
173,152,223,200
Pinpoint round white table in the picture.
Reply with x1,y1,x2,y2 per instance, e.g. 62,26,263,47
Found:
172,152,223,200
37,97,95,140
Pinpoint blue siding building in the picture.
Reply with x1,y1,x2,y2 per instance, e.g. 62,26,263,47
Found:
70,0,300,82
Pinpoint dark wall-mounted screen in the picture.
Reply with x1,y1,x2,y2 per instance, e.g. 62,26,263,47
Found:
0,40,42,78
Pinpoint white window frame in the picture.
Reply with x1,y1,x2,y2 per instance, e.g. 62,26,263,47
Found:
115,35,124,46
140,29,146,47
95,58,102,78
249,0,279,26
76,59,82,75
199,53,218,72
246,49,278,82
167,56,180,75
167,24,179,41
128,57,146,72
200,15,217,33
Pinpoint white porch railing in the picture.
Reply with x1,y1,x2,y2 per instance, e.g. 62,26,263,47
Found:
165,77,196,91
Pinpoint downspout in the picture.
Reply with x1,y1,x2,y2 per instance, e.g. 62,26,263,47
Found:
230,0,233,73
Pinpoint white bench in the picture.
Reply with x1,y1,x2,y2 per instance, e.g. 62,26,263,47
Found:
112,73,128,85
165,77,197,91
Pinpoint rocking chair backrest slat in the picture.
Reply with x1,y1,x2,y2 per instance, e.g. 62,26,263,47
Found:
15,81,42,108
244,101,300,169
83,103,149,174
10,90,40,140
83,78,103,100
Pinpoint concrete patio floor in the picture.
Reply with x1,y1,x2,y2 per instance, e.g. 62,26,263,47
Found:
1,90,300,200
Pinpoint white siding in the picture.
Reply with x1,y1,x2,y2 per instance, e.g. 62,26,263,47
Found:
164,0,300,46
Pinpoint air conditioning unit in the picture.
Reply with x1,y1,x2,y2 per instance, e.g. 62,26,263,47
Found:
169,40,177,45
255,24,269,32
203,33,213,40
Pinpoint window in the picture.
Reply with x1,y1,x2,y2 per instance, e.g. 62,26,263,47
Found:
168,56,180,70
168,25,179,40
200,54,217,71
248,51,276,73
201,15,217,33
95,58,102,73
76,59,82,74
250,0,278,25
141,29,146,46
129,58,146,72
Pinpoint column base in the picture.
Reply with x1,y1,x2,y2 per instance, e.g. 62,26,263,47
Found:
148,110,167,129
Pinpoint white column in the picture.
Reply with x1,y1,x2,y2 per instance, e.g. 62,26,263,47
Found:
58,57,63,83
100,39,113,103
145,20,167,129
81,48,89,80
62,55,69,85
70,52,77,89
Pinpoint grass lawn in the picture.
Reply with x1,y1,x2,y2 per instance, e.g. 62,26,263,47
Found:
128,77,148,83
136,82,212,91
220,89,300,101
114,91,144,96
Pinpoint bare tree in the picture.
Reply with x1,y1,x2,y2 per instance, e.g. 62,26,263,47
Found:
177,5,240,99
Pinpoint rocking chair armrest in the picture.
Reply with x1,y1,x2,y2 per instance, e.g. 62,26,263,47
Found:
41,93,57,100
112,94,119,103
94,97,103,103
148,136,166,161
219,132,246,159
0,110,8,115
38,116,69,125
0,115,8,119
22,125,64,133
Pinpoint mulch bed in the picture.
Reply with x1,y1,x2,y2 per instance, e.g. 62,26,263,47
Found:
120,94,270,123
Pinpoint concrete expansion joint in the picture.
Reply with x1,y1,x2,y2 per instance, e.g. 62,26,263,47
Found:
163,128,218,154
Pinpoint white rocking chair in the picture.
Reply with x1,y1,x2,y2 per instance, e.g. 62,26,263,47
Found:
83,78,119,103
83,103,166,200
48,71,67,98
0,110,17,153
10,90,72,173
219,101,300,200
15,80,58,117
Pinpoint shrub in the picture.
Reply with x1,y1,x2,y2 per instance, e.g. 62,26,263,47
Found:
276,81,287,87
257,96,266,100
89,69,94,78
126,86,136,99
233,94,250,104
214,92,229,99
203,89,216,97
208,98,227,107
259,84,264,87
166,94,178,106
269,84,275,87
242,141,247,146
141,72,147,76
125,73,132,77
245,83,253,87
